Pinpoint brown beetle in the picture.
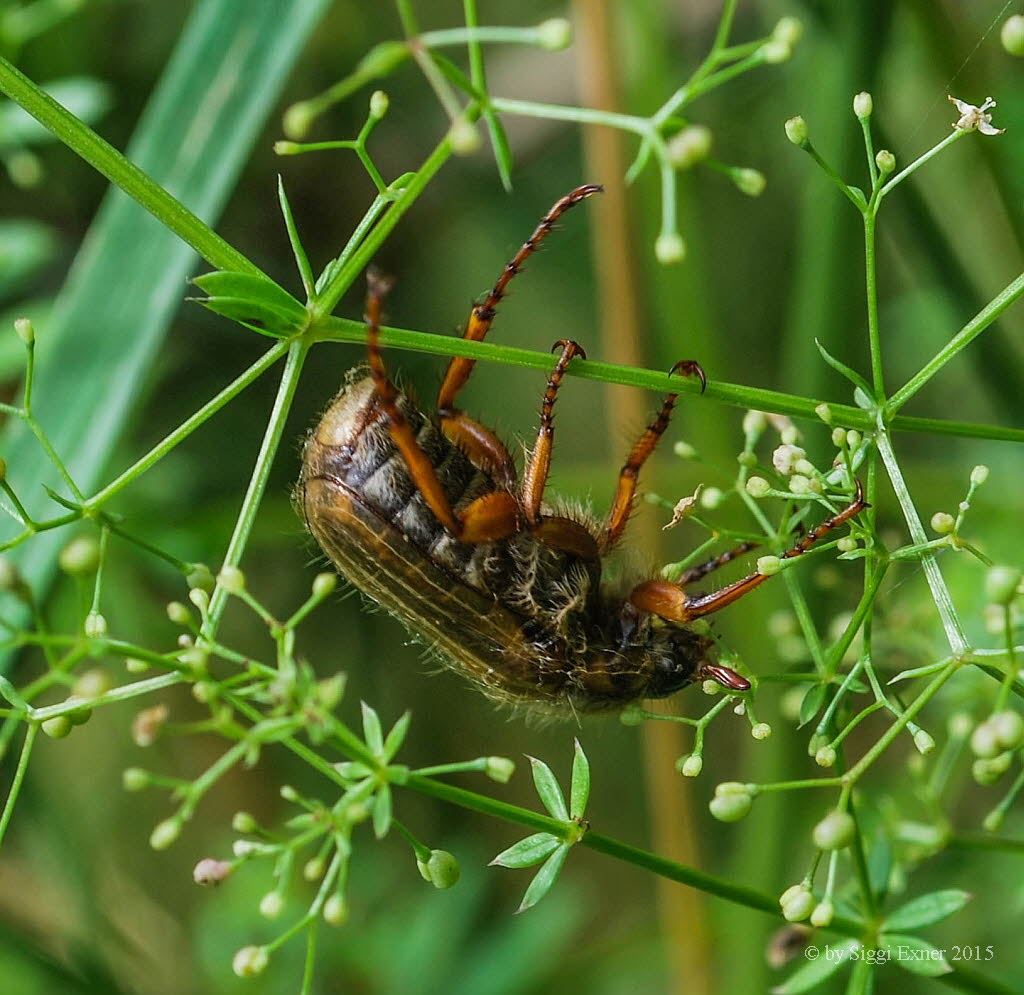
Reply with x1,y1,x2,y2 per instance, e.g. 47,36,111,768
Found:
298,186,865,713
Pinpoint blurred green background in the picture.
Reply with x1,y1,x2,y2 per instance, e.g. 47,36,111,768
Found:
0,1,1022,993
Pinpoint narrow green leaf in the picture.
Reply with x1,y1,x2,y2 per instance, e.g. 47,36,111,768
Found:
277,176,315,299
430,52,483,99
867,832,893,905
372,783,392,839
197,296,301,337
490,832,561,869
484,110,513,192
880,934,952,976
815,339,874,399
888,660,949,685
193,271,305,315
361,701,384,755
569,739,590,817
771,938,859,993
798,683,827,728
882,889,971,931
516,843,570,914
383,710,411,761
0,0,332,666
527,755,568,821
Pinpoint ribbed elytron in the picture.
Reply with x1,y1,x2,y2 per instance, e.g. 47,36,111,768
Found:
298,186,865,713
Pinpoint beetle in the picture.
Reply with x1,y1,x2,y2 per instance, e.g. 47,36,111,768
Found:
297,185,865,713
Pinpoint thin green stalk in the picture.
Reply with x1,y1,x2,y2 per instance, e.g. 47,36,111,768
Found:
887,268,1024,414
876,130,964,203
316,316,1024,443
875,431,968,653
0,57,259,276
0,723,37,847
86,340,289,508
203,340,310,637
863,211,884,396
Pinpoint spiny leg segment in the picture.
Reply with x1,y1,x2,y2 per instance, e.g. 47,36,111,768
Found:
630,481,867,623
676,540,761,587
435,183,603,423
521,339,587,525
364,270,519,544
600,360,707,553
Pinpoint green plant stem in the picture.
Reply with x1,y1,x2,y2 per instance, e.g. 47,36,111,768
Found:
887,268,1024,414
876,431,968,653
420,25,554,48
876,129,964,203
0,723,36,847
203,340,310,638
28,671,182,721
316,316,1024,443
84,338,286,507
0,57,259,276
863,211,883,396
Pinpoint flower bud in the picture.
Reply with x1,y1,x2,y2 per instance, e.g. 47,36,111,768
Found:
875,149,895,174
709,782,753,822
785,116,809,146
780,884,813,922
449,118,481,155
259,891,285,919
788,475,813,496
756,555,782,576
699,487,725,510
772,444,806,475
485,756,516,783
369,89,389,120
930,512,955,534
913,729,936,755
971,464,990,485
990,710,1024,751
983,808,1004,832
655,232,686,265
973,753,1011,785
733,168,766,196
673,440,697,460
324,892,348,925
853,91,873,119
751,722,772,741
84,612,107,638
810,900,834,928
166,601,192,626
814,403,832,424
760,40,791,64
232,811,258,834
303,857,325,881
1002,14,1024,56
193,858,232,885
150,817,182,850
815,745,836,768
313,572,337,598
812,809,856,850
59,536,100,575
619,703,645,726
188,587,209,613
217,565,246,594
772,17,803,47
418,849,461,889
971,720,1000,758
702,680,721,695
831,427,847,448
132,703,169,747
186,563,215,592
122,767,151,791
677,754,703,777
667,124,713,168
280,784,300,803
985,565,1021,606
837,537,857,553
41,715,72,739
232,945,269,978
537,17,572,50
745,476,771,498
14,316,34,344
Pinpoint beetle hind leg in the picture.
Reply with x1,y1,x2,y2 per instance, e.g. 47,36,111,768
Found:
364,271,519,544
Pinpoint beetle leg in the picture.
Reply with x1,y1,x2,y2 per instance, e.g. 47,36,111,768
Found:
629,482,866,621
521,339,587,525
675,540,761,587
433,412,518,491
436,184,601,415
600,360,706,553
365,270,520,544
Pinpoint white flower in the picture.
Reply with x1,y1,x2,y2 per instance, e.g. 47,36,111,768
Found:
948,95,1004,136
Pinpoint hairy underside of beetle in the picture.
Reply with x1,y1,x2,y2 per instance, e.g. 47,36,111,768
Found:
297,374,711,712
